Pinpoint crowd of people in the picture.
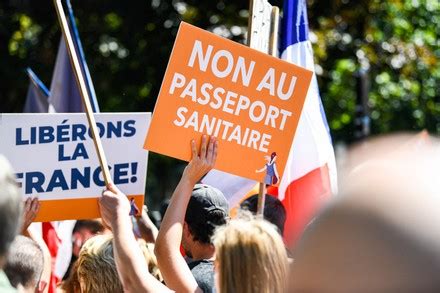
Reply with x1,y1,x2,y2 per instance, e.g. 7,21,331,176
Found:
2,134,440,292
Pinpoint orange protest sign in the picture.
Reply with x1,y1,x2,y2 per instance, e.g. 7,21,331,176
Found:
144,22,312,184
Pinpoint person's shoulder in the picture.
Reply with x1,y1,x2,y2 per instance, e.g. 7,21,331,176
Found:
188,259,214,271
188,260,214,293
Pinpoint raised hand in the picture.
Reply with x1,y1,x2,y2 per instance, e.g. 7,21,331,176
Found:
182,135,218,185
22,197,40,233
99,182,130,229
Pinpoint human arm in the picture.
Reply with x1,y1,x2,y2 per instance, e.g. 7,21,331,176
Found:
21,198,51,293
155,135,217,293
273,163,279,182
21,197,39,234
135,206,158,243
256,165,267,173
99,184,172,293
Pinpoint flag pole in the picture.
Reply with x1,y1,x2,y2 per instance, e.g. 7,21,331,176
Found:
246,0,264,215
269,6,279,58
246,0,255,47
257,183,266,216
255,5,280,216
53,0,112,185
65,0,100,113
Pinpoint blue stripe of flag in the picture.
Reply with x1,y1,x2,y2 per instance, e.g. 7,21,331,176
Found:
66,0,100,113
26,68,50,98
280,0,332,137
280,0,309,53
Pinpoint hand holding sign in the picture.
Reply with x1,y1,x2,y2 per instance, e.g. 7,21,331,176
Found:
99,183,132,229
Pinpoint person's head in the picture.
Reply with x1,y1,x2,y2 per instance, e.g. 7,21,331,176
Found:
76,234,123,293
72,219,105,257
4,236,44,292
0,155,22,268
183,184,229,258
290,135,440,292
60,261,80,293
265,152,277,164
240,194,286,235
213,216,288,293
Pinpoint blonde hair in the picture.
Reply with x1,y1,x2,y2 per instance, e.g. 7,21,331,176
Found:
60,260,80,293
76,234,123,293
137,239,163,282
75,235,164,293
213,216,288,293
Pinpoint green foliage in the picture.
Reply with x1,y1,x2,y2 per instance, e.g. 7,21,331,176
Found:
309,0,440,140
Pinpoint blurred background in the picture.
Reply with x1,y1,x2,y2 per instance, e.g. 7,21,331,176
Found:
1,0,439,208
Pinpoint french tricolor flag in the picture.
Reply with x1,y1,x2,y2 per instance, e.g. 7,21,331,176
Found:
202,0,337,247
278,0,337,246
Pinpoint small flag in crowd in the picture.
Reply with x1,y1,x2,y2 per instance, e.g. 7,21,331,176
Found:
49,0,99,113
23,68,50,113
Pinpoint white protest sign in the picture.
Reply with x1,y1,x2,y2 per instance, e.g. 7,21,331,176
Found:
0,112,150,221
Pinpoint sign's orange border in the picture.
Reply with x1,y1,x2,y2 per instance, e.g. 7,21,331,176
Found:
34,194,144,222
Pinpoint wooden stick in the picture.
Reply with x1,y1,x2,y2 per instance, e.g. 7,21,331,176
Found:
247,0,264,215
53,0,112,185
257,182,266,216
269,6,279,58
246,0,255,47
252,4,279,216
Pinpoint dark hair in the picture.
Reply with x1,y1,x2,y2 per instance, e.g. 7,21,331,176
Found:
73,219,105,234
240,194,286,235
185,209,228,244
4,235,44,289
0,156,22,259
